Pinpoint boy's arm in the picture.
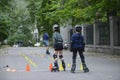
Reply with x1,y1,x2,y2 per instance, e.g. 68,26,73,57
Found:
70,35,74,52
82,36,85,51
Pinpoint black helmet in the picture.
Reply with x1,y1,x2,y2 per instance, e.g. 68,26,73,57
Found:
53,24,59,31
75,25,82,32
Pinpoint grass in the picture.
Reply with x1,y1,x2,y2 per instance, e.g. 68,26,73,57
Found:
0,45,10,49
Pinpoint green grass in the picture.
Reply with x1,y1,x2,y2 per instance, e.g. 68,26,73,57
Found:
0,45,10,49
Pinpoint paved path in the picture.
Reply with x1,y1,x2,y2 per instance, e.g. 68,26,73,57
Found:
0,47,120,80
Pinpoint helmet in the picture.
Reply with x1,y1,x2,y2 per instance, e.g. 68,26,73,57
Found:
75,25,82,32
53,24,59,31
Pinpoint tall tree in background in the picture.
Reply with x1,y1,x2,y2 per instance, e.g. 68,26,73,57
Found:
0,0,120,42
0,0,11,42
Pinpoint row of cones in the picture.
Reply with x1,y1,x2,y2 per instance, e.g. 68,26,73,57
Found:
26,63,66,72
21,63,83,72
49,63,83,71
26,63,65,72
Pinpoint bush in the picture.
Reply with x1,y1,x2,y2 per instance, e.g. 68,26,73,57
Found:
7,33,35,46
0,26,9,42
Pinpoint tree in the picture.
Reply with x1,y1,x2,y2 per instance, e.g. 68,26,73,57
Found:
0,0,35,45
0,0,11,42
0,0,120,43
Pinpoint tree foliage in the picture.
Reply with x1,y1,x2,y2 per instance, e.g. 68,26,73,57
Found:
0,0,11,42
0,0,120,42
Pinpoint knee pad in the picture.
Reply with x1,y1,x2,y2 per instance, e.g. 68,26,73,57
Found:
59,55,63,59
53,54,57,59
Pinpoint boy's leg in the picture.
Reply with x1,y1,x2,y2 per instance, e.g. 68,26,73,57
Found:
79,51,89,72
53,53,59,71
59,53,66,71
46,41,50,54
71,50,77,73
58,44,66,71
46,47,50,54
71,59,76,73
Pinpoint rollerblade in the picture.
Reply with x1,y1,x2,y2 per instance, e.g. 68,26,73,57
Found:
71,63,76,73
51,61,59,72
51,66,59,72
46,50,50,55
82,63,89,72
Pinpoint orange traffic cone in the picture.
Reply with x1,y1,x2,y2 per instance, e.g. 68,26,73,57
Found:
49,63,53,71
26,64,30,72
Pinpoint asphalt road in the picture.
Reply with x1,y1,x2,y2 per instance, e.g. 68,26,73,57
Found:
0,47,120,80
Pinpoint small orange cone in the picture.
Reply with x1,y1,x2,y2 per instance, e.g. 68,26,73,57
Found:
26,64,30,72
49,63,53,71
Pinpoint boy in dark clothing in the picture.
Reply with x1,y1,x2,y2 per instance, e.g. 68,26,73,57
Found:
52,24,66,71
71,25,89,73
43,32,50,55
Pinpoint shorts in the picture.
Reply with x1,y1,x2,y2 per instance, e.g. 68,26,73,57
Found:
54,43,63,51
43,40,49,46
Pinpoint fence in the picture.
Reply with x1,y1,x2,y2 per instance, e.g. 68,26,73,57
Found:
84,16,120,55
85,24,93,45
98,22,110,45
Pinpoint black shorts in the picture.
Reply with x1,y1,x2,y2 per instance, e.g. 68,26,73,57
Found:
54,43,63,51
